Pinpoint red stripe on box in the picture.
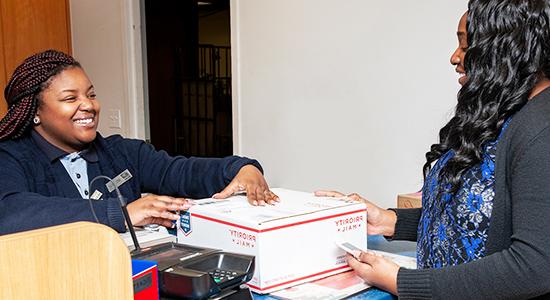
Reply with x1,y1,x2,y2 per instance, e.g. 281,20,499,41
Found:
247,265,350,291
191,209,366,233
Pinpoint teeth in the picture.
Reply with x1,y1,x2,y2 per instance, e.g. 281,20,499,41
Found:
75,118,93,125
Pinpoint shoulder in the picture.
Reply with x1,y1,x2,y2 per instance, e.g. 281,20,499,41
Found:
504,88,550,146
97,133,146,149
0,135,39,171
0,134,35,155
94,133,151,158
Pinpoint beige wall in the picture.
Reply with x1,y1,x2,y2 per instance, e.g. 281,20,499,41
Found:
69,0,146,139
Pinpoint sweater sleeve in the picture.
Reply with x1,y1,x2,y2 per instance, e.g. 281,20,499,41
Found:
0,149,126,235
121,139,263,198
397,127,550,299
387,208,421,241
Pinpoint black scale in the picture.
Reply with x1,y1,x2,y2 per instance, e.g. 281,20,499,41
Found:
132,242,255,300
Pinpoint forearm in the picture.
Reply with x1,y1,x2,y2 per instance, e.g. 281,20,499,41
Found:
397,244,550,299
133,139,262,198
379,208,398,237
163,156,261,198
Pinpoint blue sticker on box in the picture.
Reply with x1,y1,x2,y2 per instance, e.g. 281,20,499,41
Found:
180,211,192,236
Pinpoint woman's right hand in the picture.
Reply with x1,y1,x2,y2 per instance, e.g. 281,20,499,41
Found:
314,190,397,237
126,194,194,228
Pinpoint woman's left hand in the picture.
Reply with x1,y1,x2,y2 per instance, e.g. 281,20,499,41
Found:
347,251,400,295
212,165,279,206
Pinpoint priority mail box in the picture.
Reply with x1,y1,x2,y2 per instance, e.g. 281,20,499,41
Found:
176,188,367,294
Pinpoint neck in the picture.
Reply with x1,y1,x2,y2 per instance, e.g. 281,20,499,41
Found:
529,76,550,99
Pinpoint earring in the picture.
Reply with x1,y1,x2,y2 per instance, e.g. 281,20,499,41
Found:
33,116,40,125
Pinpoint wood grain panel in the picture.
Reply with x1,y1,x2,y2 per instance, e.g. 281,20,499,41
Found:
0,0,72,73
0,222,133,299
0,0,71,118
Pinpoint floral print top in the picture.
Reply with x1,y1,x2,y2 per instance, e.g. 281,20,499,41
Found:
417,119,511,268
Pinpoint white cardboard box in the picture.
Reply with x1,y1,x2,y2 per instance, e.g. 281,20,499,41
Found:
176,188,367,294
120,226,176,251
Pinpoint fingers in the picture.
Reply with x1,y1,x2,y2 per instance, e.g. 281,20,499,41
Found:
347,253,368,269
247,185,261,205
346,253,375,284
147,206,179,221
154,195,194,210
346,252,383,282
349,251,400,294
148,217,175,228
314,190,365,204
149,196,192,214
214,183,279,206
212,182,244,199
131,194,194,227
314,190,345,198
346,193,362,201
219,164,279,206
246,185,280,206
314,190,370,204
213,183,279,206
357,251,382,265
267,190,280,203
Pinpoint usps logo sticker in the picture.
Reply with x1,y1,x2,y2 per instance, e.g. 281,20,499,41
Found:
179,211,192,236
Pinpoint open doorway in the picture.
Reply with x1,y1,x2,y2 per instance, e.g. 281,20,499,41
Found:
143,0,232,157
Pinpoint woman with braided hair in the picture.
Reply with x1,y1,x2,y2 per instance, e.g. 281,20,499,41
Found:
318,0,550,298
0,49,278,235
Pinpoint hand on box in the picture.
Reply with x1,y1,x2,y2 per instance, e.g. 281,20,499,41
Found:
347,251,399,295
314,190,397,237
127,194,193,227
212,165,280,206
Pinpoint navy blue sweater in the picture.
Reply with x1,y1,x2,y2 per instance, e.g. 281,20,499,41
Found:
0,133,262,235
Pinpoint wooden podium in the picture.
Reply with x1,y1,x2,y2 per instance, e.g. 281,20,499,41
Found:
0,222,133,299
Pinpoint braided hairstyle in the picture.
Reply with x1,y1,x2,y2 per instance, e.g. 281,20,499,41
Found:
423,0,550,194
0,50,80,140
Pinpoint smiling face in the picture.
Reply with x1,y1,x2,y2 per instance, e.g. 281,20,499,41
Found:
34,67,100,153
451,12,468,85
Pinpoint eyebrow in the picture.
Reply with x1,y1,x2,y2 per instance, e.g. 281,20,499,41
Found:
60,85,94,94
457,32,466,38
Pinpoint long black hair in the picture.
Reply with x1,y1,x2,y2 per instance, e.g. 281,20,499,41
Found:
423,0,550,194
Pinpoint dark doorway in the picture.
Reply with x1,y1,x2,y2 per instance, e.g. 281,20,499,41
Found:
144,0,232,157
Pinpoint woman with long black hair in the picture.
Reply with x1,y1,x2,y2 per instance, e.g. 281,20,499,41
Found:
318,0,550,298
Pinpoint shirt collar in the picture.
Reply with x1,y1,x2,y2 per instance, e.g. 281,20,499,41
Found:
31,130,99,163
80,145,99,163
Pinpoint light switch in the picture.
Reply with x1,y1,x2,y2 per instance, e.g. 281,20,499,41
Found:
108,109,122,129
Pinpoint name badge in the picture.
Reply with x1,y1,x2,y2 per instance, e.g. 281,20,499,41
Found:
90,190,103,200
106,169,133,193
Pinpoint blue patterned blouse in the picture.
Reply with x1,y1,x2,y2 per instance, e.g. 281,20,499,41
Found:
417,120,511,268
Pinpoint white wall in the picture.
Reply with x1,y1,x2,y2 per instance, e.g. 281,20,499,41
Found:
70,0,146,139
232,0,468,208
